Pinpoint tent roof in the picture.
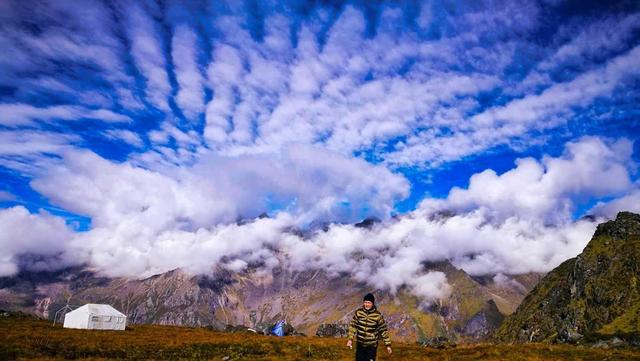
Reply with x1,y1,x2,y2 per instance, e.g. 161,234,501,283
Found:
67,304,126,317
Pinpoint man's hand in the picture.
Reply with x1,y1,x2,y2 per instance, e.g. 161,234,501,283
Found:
386,346,392,355
346,340,352,349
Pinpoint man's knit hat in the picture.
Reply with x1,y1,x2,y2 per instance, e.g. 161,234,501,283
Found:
363,293,375,304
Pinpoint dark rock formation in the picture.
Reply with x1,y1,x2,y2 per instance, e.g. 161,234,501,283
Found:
422,336,457,349
224,324,257,333
460,300,504,341
316,323,349,337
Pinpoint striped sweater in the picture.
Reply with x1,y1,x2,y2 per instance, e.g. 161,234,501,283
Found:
347,307,391,347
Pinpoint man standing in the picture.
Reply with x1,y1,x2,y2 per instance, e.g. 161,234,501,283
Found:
347,293,392,360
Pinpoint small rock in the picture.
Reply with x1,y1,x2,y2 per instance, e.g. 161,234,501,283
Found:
558,327,583,343
591,340,609,349
224,324,256,333
422,336,456,349
222,357,230,361
610,337,626,348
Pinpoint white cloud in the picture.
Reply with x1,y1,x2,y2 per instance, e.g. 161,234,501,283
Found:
103,129,145,148
123,2,172,111
204,43,243,145
30,145,409,229
589,188,640,218
282,207,593,281
410,272,453,302
0,130,78,157
172,25,205,119
69,212,294,278
0,103,132,126
0,206,75,276
420,137,634,223
0,129,80,180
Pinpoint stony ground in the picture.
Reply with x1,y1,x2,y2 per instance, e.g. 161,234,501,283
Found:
1,314,640,360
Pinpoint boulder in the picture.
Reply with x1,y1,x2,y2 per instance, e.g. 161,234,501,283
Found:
316,323,349,338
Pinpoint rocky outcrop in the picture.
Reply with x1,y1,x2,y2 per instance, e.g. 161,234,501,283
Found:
460,300,504,340
495,212,640,344
316,323,349,337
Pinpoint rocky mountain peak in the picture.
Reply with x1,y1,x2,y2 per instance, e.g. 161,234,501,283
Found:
495,211,640,344
592,211,640,240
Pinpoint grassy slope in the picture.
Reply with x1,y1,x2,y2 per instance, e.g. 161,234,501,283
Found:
2,315,640,360
493,258,576,342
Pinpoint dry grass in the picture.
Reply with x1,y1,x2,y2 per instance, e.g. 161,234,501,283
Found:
1,314,639,360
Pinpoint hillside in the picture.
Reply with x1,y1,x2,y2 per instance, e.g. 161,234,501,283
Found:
495,212,640,344
0,261,541,344
2,313,640,360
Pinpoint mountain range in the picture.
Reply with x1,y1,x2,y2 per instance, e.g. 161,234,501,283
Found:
4,212,639,345
0,259,539,344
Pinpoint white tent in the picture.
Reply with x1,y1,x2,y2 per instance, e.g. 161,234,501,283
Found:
63,304,127,330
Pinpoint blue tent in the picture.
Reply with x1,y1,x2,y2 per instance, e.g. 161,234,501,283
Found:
271,320,285,336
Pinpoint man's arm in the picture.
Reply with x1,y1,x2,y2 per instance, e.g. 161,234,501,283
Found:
377,314,391,347
347,312,358,341
347,311,360,348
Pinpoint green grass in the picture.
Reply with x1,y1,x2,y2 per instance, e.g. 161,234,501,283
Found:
1,314,640,360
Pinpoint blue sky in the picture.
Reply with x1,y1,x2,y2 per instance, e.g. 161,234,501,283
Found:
1,0,640,280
